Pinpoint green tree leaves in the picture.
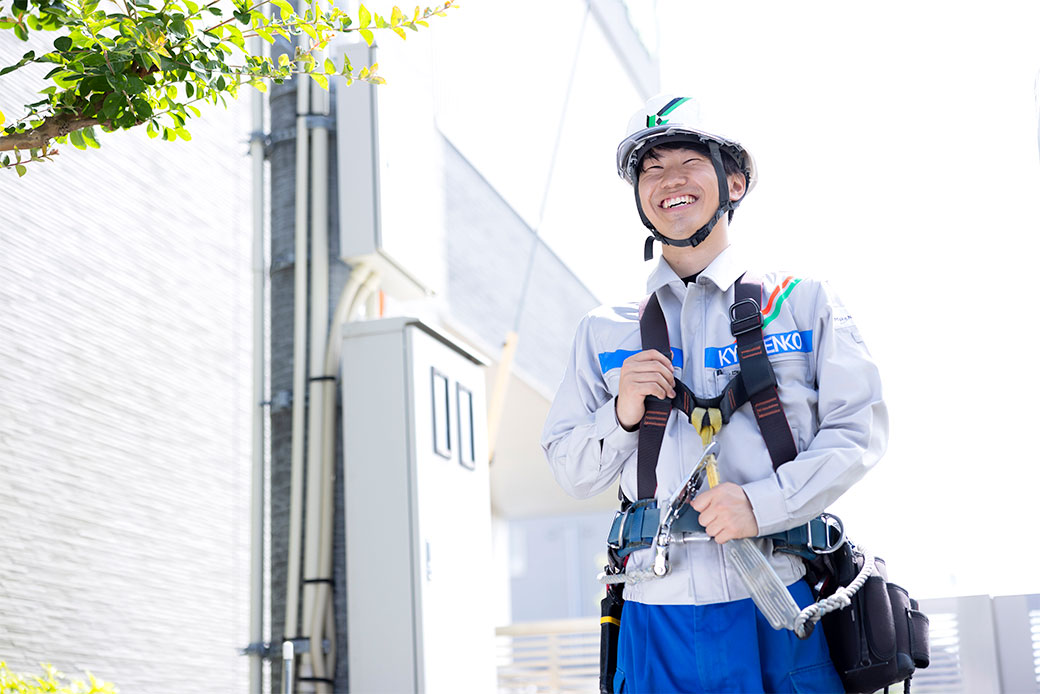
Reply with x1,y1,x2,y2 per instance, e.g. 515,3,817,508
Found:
353,3,442,46
0,0,456,174
0,661,117,694
271,0,295,19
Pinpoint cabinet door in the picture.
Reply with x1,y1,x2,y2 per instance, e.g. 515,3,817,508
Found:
407,325,495,694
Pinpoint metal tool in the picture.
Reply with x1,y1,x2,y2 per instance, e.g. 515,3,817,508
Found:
652,440,719,577
702,453,802,631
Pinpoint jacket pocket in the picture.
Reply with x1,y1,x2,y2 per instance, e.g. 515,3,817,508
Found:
768,351,811,383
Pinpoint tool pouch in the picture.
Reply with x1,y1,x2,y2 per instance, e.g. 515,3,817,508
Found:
888,583,931,674
599,587,624,694
810,542,930,694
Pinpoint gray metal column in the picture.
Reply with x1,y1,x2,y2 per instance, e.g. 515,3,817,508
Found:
268,59,297,692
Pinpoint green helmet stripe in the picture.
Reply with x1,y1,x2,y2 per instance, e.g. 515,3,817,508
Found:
645,96,691,128
657,97,689,118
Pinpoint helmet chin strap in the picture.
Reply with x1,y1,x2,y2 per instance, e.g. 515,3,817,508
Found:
639,141,741,262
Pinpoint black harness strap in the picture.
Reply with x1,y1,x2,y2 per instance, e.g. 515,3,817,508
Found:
733,274,798,469
670,377,744,428
632,274,799,502
636,292,671,499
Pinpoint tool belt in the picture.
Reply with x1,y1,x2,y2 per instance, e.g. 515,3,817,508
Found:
607,498,844,560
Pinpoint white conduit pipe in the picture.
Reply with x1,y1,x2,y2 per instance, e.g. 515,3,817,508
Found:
308,266,381,692
364,286,379,318
248,28,267,694
300,73,330,692
284,61,311,691
284,262,373,691
347,269,382,324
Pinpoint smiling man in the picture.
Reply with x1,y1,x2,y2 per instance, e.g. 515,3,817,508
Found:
541,95,888,693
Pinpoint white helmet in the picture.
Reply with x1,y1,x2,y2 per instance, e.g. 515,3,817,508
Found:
616,95,757,189
616,95,757,259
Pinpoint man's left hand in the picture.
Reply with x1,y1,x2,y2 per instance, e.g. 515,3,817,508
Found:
691,483,759,544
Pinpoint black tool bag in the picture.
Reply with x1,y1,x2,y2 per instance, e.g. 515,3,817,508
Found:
806,542,931,694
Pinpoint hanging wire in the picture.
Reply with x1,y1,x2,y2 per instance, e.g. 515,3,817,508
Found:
510,2,591,333
1034,68,1040,164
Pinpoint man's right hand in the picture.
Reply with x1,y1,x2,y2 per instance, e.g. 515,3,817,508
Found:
616,350,676,430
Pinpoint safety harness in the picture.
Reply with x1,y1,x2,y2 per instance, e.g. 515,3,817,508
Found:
598,275,930,694
606,274,841,562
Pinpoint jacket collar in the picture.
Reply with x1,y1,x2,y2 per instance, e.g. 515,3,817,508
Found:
645,245,745,297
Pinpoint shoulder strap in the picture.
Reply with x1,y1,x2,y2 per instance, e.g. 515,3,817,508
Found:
732,274,799,469
633,277,800,500
636,292,671,499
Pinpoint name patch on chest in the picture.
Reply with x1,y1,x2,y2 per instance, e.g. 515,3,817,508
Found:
704,330,814,368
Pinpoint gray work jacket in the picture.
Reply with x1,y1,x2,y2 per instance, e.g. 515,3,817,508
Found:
541,246,888,605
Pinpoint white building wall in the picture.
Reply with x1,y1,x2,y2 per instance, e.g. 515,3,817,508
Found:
1,36,254,692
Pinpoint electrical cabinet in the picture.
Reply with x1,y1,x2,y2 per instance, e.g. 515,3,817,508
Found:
341,317,494,693
333,37,445,301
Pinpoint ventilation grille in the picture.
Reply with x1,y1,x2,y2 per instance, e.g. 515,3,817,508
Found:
912,610,963,693
1031,608,1040,690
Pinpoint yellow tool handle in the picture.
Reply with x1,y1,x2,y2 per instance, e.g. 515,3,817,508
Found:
705,456,720,489
692,406,723,489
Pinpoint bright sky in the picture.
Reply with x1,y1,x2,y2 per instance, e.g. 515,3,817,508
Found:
653,0,1040,600
428,0,1040,599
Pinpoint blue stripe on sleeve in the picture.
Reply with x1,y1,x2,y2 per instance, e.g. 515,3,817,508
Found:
599,348,683,374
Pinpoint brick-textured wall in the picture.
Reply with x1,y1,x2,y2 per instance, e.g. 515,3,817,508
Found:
1,33,599,693
1,37,254,693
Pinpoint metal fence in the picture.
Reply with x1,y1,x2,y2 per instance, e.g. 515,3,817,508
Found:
496,594,1040,694
497,619,601,694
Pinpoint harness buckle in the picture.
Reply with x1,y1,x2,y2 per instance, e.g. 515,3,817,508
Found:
653,525,671,577
607,507,630,550
729,298,763,336
806,512,846,555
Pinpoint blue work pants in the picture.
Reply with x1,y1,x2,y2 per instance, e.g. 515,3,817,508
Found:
614,580,843,693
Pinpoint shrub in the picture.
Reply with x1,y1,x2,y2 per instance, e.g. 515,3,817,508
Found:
0,661,117,693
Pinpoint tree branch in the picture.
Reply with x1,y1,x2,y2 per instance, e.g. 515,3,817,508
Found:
0,113,99,151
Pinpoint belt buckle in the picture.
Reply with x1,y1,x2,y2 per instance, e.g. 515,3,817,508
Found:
729,298,763,336
806,512,845,554
607,507,631,550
